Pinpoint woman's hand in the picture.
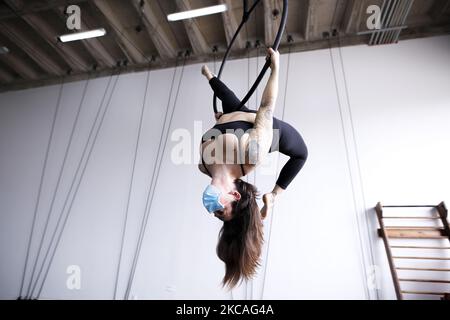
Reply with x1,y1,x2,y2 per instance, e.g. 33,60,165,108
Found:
266,47,279,71
260,192,276,220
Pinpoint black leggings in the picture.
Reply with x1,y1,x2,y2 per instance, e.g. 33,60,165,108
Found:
210,77,308,189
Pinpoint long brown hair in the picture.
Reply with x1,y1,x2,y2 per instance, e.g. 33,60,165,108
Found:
216,179,264,289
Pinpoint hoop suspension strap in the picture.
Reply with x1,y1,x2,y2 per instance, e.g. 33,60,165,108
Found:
213,0,289,113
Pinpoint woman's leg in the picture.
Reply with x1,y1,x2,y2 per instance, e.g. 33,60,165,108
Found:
275,120,308,189
209,77,244,114
202,65,249,114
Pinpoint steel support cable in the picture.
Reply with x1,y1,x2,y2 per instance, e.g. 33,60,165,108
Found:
113,66,152,300
124,53,187,300
247,6,259,301
260,40,292,300
24,74,92,299
123,54,185,299
30,70,119,298
249,2,263,298
33,71,119,298
6,0,96,299
237,22,252,302
213,49,217,75
9,0,152,300
336,34,379,300
327,42,372,300
18,77,65,300
327,0,378,300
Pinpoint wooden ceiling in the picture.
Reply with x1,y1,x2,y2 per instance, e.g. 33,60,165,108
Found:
0,0,449,92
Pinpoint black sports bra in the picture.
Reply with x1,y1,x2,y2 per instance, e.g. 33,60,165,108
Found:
201,120,254,143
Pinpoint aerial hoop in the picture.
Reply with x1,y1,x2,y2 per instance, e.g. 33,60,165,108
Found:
213,0,289,113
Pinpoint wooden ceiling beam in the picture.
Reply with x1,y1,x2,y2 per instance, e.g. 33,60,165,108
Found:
0,21,65,75
0,53,40,80
219,0,245,50
52,6,116,68
174,0,210,55
3,0,91,72
341,0,365,35
131,0,177,60
429,0,450,21
23,13,91,71
2,23,450,92
0,0,88,20
92,0,146,64
0,65,15,83
74,25,117,68
299,0,314,41
263,0,278,46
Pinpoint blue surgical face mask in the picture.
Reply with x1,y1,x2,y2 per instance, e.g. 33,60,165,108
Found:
202,184,225,213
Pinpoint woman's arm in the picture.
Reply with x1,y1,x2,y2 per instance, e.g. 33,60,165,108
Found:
246,49,280,166
260,50,280,108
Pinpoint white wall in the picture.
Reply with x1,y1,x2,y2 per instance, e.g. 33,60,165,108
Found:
0,35,449,300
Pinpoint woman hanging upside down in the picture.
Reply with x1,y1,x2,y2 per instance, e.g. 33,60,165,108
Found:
199,48,308,288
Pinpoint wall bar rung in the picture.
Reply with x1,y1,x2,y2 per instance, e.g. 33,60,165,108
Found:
376,201,450,300
397,267,450,272
391,245,450,250
393,256,450,260
382,205,437,208
383,216,441,219
385,227,443,230
402,290,449,296
399,278,450,284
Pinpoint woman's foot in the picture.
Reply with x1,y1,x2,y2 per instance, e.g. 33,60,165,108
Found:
201,65,214,81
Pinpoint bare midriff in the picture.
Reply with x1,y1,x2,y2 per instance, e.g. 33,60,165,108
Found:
215,111,256,125
200,111,257,177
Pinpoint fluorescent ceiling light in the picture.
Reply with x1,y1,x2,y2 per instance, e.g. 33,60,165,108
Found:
167,4,227,21
58,28,106,43
0,46,9,54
